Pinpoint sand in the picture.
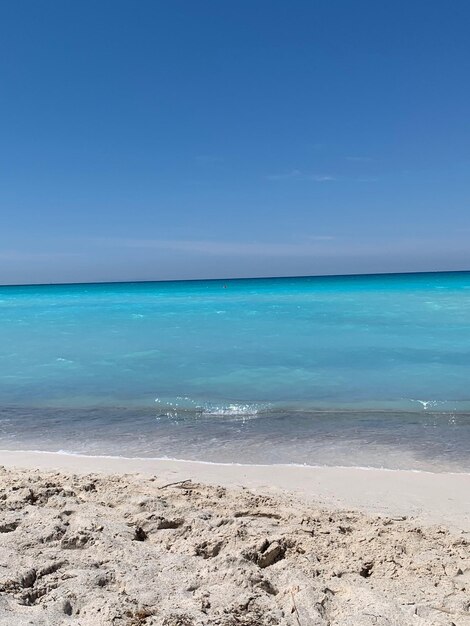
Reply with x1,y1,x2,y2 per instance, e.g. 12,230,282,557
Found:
0,454,469,625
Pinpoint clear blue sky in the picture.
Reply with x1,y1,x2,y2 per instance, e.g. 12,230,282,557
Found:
1,1,469,284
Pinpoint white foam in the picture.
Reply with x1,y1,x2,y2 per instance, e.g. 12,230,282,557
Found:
202,403,260,416
154,397,267,418
410,399,440,411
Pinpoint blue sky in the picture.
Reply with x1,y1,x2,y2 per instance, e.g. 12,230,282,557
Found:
1,1,469,284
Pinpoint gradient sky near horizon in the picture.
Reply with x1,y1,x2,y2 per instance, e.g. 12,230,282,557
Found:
1,1,470,284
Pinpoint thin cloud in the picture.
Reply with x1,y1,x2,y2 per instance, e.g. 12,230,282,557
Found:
195,155,224,164
308,174,336,182
94,235,464,260
265,169,302,181
305,235,336,241
96,237,337,258
0,250,82,261
345,156,373,162
266,170,336,182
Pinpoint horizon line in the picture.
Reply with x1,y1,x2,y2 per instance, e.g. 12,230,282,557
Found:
1,268,470,289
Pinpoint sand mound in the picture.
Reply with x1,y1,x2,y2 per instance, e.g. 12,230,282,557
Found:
0,467,469,625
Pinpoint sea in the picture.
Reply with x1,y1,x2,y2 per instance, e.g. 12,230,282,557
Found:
1,271,470,472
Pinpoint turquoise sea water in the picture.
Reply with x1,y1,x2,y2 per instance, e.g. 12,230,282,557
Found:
1,272,470,471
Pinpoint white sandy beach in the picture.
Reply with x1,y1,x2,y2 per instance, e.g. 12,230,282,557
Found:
0,451,469,625
1,450,470,531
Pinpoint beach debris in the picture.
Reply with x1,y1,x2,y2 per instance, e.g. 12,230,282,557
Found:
158,479,193,490
133,526,148,541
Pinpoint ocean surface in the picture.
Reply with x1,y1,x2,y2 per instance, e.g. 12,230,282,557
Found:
1,272,470,472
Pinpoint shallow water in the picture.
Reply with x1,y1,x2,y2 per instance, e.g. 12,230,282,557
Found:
1,272,470,471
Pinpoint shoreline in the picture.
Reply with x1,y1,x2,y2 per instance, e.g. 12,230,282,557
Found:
7,447,470,474
2,449,470,532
